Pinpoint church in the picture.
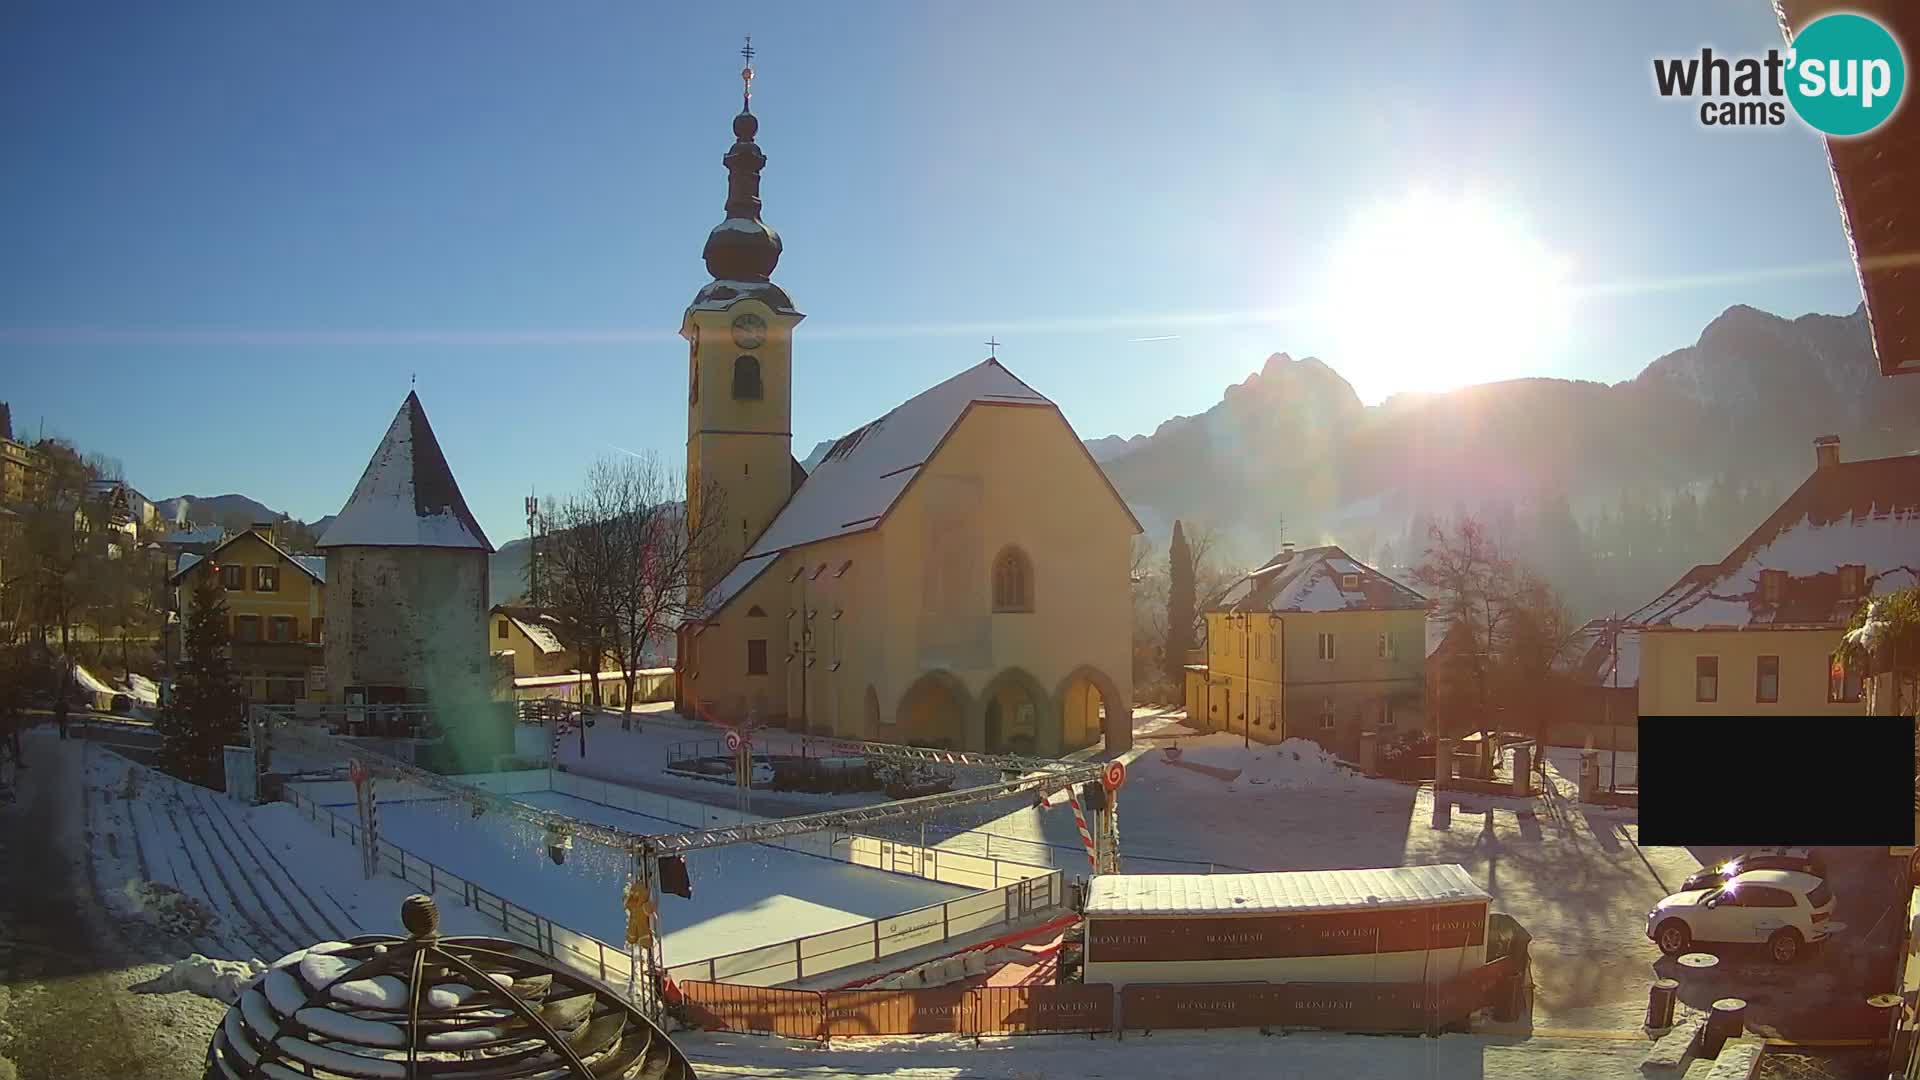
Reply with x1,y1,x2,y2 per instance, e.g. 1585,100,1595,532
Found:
674,54,1140,756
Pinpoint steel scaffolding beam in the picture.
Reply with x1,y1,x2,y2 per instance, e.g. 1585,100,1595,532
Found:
788,735,1085,775
251,709,1109,858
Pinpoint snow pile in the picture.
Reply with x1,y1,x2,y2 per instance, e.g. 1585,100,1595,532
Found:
120,880,220,939
1171,736,1363,790
139,955,267,1003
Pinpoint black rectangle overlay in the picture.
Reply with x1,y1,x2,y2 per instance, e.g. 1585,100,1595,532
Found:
1638,715,1915,847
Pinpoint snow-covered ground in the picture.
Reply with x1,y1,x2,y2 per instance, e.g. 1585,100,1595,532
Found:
87,750,502,965
332,789,968,971
678,1028,1705,1080
912,730,1701,1036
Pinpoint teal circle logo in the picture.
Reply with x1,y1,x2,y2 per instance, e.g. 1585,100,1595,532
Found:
1786,13,1906,136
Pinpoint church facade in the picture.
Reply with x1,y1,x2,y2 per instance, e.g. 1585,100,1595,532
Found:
675,70,1139,756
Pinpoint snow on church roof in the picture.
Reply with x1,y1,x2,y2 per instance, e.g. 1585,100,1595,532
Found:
318,392,493,552
742,359,1052,559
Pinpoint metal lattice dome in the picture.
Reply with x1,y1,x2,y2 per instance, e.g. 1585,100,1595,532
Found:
206,895,694,1080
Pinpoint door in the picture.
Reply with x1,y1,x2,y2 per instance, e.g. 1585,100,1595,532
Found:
1696,890,1744,942
1741,886,1798,941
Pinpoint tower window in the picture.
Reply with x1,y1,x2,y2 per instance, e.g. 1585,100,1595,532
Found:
689,353,700,406
747,638,768,676
992,546,1034,613
732,355,763,400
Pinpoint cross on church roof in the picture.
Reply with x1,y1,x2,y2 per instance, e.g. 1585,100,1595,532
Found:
740,35,755,110
985,337,1001,359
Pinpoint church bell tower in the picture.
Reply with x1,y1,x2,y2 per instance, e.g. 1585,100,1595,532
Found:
683,37,804,598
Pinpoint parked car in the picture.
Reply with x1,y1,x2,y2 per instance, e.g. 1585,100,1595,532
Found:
1647,868,1836,963
1680,847,1827,893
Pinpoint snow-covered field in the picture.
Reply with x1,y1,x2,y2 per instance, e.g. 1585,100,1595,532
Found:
331,789,968,970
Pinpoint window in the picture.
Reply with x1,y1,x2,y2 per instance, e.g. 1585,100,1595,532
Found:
1807,882,1832,908
1829,657,1863,703
1839,564,1865,599
1253,636,1262,660
1317,632,1336,662
235,615,261,643
1269,631,1277,658
268,616,293,643
1695,656,1719,703
254,565,279,592
221,563,246,591
992,546,1033,612
1341,573,1360,590
747,638,768,676
1743,886,1796,909
497,619,509,640
1269,698,1279,729
1756,655,1779,703
1380,700,1395,726
732,355,763,400
1761,569,1785,605
1710,889,1745,907
1319,699,1336,730
313,618,325,644
1253,698,1262,727
689,353,699,405
746,605,767,618
1377,632,1397,660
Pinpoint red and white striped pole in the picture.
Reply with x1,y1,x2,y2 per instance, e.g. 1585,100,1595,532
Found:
1067,788,1098,872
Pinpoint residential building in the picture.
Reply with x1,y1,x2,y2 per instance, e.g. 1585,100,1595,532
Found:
0,436,41,505
1549,618,1640,751
1629,436,1919,716
317,391,496,717
489,605,609,680
1185,545,1429,757
674,79,1139,755
171,526,327,704
161,524,228,576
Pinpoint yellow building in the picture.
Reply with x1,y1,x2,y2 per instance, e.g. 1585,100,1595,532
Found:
1629,437,1918,717
0,436,42,505
490,605,592,680
675,78,1140,755
1185,545,1429,757
171,526,328,704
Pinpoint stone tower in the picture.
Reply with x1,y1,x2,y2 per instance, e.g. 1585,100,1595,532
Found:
682,46,805,599
319,392,495,738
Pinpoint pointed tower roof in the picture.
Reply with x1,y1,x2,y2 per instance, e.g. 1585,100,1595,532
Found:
318,391,493,551
688,38,800,318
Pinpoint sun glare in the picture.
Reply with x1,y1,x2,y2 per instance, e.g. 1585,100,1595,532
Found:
1323,192,1574,402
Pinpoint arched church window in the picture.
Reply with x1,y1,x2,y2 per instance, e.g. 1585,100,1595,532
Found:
732,355,763,400
991,546,1034,613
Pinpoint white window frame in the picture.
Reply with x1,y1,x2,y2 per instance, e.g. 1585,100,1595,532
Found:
1695,655,1719,703
1319,698,1336,730
1377,632,1397,660
1341,573,1360,590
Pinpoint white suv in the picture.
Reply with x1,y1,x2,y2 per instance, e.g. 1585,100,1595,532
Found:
1647,868,1835,963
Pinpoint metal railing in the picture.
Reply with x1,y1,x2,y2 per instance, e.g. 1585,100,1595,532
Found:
278,769,1066,995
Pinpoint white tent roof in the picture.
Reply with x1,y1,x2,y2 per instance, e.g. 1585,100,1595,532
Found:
1084,864,1488,918
319,392,492,551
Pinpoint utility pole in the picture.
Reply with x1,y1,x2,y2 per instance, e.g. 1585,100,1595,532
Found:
1608,612,1620,795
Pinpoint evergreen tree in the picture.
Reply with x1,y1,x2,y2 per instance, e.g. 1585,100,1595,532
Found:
1165,520,1195,687
157,574,244,785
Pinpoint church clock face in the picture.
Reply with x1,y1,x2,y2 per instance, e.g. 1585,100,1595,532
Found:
731,313,767,350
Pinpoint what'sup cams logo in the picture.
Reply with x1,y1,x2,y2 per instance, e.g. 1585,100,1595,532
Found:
1654,12,1906,136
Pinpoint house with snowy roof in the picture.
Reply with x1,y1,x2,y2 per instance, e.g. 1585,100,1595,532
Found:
1628,436,1919,716
488,604,617,680
1184,543,1429,757
673,72,1140,755
170,525,328,704
318,392,500,743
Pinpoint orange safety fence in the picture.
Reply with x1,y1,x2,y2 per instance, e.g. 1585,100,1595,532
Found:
678,956,1518,1039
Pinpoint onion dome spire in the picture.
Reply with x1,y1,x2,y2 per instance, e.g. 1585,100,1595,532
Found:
702,35,782,283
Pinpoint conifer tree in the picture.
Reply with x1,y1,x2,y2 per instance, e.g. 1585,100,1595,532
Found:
1165,521,1195,687
157,573,244,785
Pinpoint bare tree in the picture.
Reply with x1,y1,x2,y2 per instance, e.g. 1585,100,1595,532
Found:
541,492,618,714
1412,517,1512,730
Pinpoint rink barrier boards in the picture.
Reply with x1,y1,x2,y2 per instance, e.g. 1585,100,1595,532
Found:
279,774,1065,995
679,958,1516,1039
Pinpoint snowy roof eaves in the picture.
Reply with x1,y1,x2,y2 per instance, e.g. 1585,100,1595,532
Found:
739,359,1142,563
168,530,325,585
1218,545,1428,615
1085,863,1488,918
1628,454,1920,630
318,391,493,552
700,552,779,617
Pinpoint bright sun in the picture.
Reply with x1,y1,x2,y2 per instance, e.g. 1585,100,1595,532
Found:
1323,191,1574,401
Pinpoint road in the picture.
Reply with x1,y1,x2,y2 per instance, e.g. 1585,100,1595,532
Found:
0,732,226,1079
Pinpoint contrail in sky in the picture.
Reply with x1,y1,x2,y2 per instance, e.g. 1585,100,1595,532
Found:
1128,335,1181,343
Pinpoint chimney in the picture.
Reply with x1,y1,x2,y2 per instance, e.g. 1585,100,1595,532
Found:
1813,435,1841,471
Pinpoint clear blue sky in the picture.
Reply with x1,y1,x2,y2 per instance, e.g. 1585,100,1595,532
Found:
0,1,1869,545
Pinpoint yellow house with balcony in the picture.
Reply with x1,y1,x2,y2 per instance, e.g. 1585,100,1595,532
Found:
1629,437,1918,718
672,83,1139,756
1186,544,1430,757
171,526,327,704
